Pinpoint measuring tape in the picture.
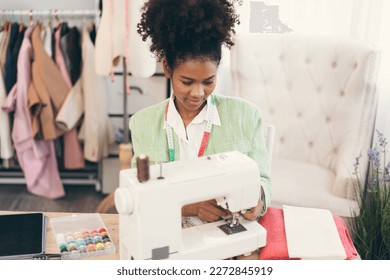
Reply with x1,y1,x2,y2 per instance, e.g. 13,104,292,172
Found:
165,95,215,162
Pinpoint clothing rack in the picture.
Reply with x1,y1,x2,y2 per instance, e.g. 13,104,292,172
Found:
0,9,100,26
0,10,99,17
0,9,102,191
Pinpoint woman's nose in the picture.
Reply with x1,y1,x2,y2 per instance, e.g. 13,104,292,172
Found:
190,84,205,97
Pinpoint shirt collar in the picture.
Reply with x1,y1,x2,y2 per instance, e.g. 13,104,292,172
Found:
166,94,221,128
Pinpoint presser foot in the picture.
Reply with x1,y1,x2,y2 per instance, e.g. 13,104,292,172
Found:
218,216,247,235
218,223,247,235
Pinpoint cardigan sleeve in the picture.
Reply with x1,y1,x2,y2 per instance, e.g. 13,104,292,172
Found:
248,108,272,216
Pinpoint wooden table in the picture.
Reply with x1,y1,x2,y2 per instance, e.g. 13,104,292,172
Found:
0,211,258,260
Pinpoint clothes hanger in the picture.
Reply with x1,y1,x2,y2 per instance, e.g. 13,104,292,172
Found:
54,9,61,30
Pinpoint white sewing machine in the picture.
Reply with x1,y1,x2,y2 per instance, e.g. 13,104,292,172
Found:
114,151,267,260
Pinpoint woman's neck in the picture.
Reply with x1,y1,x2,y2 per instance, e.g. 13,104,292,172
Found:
174,98,206,127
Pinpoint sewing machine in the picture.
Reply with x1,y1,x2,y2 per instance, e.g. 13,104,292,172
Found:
114,151,267,259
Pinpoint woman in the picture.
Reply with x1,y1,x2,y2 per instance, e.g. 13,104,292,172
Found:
130,0,271,222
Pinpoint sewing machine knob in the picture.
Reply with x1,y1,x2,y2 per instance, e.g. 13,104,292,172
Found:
114,188,134,214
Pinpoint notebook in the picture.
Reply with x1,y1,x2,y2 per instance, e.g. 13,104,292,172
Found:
0,213,47,259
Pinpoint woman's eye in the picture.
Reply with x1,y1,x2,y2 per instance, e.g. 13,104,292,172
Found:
181,80,193,86
203,81,214,85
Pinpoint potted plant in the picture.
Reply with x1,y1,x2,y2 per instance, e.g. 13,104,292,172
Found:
351,130,390,260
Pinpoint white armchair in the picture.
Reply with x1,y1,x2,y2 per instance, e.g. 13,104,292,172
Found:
230,33,380,217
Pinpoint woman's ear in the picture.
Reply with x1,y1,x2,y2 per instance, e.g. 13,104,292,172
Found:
162,59,171,78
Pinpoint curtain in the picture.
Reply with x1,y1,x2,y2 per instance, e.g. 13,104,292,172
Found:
232,0,390,142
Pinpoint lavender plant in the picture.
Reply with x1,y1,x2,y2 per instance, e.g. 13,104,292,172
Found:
352,130,390,260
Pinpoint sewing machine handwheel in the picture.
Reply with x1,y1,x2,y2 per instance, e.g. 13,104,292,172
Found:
114,188,134,214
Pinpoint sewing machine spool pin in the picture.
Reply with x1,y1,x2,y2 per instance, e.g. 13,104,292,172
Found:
157,161,164,180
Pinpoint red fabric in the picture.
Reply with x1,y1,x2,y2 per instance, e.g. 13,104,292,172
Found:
258,207,358,260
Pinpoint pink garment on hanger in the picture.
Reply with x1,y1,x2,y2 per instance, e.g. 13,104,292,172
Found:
2,27,65,199
54,27,84,170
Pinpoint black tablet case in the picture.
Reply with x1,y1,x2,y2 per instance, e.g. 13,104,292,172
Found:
0,213,47,259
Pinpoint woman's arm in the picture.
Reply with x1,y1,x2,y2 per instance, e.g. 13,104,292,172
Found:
182,200,230,222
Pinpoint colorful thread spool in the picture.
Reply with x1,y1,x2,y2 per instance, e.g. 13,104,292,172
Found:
87,244,96,252
93,235,102,243
95,243,105,250
68,243,78,252
85,237,94,245
76,239,86,247
102,237,111,243
56,233,66,244
78,245,87,253
136,154,150,182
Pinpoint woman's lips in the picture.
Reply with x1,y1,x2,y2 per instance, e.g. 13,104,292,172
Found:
187,99,204,105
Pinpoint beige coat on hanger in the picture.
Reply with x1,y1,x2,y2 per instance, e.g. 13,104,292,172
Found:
95,0,156,77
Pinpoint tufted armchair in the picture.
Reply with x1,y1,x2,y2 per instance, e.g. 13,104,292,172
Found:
230,33,380,217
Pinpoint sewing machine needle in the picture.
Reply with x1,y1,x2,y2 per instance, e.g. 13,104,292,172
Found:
157,161,164,179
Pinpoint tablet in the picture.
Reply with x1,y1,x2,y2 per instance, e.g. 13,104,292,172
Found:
0,213,47,259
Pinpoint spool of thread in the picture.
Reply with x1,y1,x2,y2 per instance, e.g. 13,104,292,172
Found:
136,154,150,182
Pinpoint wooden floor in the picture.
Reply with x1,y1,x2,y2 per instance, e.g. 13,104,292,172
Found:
0,184,113,213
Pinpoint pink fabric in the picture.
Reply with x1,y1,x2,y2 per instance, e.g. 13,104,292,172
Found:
258,207,358,260
54,28,84,170
2,27,65,199
333,215,359,260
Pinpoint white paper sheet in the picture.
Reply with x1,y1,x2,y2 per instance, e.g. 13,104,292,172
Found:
283,205,346,259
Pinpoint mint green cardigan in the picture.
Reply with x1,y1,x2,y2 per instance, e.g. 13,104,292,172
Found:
129,94,271,214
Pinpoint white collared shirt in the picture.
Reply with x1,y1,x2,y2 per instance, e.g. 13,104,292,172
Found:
166,95,221,160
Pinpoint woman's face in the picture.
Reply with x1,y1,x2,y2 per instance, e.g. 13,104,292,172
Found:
164,58,218,115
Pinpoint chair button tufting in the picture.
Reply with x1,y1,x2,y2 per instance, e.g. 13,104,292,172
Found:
269,108,274,115
308,141,314,148
297,112,302,118
280,137,285,144
316,86,322,93
354,62,358,69
340,90,345,97
279,54,285,62
305,58,311,64
332,61,338,68
326,116,331,122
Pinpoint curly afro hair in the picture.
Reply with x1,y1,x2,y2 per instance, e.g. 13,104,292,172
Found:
137,0,240,69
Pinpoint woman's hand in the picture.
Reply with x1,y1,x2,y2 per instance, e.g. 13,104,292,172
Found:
242,199,263,221
182,199,230,222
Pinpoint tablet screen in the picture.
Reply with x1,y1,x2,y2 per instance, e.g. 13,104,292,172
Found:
0,213,46,259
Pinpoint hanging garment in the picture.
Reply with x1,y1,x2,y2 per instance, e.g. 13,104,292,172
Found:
8,25,26,94
41,25,52,57
0,28,5,53
0,28,6,76
0,28,13,167
57,23,114,162
95,0,156,78
0,23,11,77
53,27,84,170
60,26,82,85
0,67,13,165
28,24,68,140
79,23,114,162
5,22,19,94
2,27,65,199
89,23,96,45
